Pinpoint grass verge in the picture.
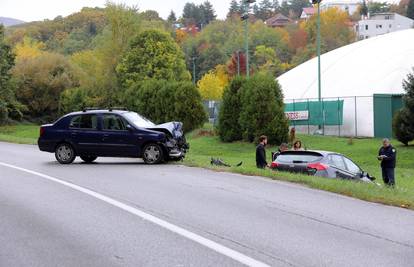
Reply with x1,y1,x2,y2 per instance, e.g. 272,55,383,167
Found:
0,124,38,144
184,125,414,210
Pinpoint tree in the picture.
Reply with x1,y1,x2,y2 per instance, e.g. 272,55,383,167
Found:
368,2,390,14
0,25,22,123
360,0,368,16
13,52,78,120
196,44,226,81
201,1,217,26
289,0,311,18
280,0,290,16
272,0,281,13
301,8,355,53
197,65,229,100
218,76,246,142
253,45,283,76
182,3,204,27
227,51,247,77
239,73,288,144
257,0,275,20
408,0,414,19
123,79,207,132
167,10,177,24
393,69,414,145
117,30,190,87
140,10,163,21
228,0,241,18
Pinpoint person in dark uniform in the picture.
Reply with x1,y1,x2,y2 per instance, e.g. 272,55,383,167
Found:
378,138,397,187
256,135,268,169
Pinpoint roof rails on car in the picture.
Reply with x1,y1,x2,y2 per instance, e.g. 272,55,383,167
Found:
82,107,102,112
108,107,128,111
82,107,129,112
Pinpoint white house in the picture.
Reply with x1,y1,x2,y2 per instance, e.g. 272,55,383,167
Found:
277,30,414,138
300,7,316,20
320,0,361,15
356,13,414,40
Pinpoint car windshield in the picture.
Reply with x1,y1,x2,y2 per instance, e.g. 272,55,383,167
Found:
123,112,155,128
277,152,323,163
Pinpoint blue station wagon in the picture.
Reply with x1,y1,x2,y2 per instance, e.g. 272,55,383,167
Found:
38,108,189,164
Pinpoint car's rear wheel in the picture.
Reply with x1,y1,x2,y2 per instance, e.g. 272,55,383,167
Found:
55,143,76,164
142,143,163,164
80,155,97,163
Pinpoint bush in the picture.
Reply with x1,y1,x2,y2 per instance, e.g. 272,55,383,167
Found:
59,87,91,115
393,109,414,146
123,79,207,133
217,77,245,142
239,73,289,144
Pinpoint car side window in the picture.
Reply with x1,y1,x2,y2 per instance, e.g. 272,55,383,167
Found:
329,155,346,170
69,115,98,129
343,157,361,174
102,114,126,131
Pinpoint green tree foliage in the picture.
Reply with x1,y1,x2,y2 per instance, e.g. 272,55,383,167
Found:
408,0,414,19
239,73,289,144
123,79,207,132
59,87,91,114
182,1,217,27
255,0,275,21
13,52,78,120
227,0,241,17
0,25,22,123
253,45,283,76
218,77,245,142
368,2,390,14
393,109,413,146
117,30,190,87
360,0,368,16
288,0,311,18
167,10,177,24
393,69,414,145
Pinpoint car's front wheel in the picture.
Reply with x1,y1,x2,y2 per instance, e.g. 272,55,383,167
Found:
55,143,76,164
142,143,164,164
80,155,97,163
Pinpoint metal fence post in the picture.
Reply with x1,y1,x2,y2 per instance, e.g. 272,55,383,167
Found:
354,96,358,137
307,98,310,134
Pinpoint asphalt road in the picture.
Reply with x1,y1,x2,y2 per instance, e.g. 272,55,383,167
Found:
0,142,413,267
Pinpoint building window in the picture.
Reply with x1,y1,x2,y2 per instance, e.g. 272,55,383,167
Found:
365,25,368,30
389,24,392,28
376,24,382,29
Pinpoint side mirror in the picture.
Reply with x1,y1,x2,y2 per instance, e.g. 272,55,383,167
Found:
126,125,134,132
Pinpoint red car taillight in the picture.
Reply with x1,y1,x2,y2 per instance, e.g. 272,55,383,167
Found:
39,127,45,137
270,162,279,168
307,163,328,171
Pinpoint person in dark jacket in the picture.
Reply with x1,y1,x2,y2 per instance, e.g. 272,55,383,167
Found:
256,135,268,169
378,138,397,187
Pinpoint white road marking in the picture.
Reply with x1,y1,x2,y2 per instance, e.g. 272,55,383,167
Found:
0,162,270,267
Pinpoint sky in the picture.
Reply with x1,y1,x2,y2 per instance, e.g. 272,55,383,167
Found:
0,0,232,22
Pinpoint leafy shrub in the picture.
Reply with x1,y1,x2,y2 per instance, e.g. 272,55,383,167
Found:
239,73,289,144
393,109,414,146
59,87,91,114
217,76,245,142
123,79,207,133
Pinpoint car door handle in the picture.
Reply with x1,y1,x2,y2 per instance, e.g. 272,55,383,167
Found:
102,134,109,141
71,132,77,137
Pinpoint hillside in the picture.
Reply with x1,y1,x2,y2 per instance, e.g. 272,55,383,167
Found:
0,17,25,27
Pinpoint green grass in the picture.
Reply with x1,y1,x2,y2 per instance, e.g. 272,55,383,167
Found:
0,124,39,144
1,123,413,209
184,125,414,210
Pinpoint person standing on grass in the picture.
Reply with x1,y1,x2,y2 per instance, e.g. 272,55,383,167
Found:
256,135,268,169
378,138,397,187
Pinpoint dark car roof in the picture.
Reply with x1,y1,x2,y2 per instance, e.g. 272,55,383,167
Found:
279,150,340,157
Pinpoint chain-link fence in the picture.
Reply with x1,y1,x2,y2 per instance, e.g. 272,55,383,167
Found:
204,96,378,137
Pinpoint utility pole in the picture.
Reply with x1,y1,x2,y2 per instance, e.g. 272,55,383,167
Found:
311,0,323,130
241,0,255,78
237,51,240,76
191,57,196,85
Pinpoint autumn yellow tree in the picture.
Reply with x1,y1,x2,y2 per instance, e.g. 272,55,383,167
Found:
301,7,355,52
197,65,229,100
14,37,45,62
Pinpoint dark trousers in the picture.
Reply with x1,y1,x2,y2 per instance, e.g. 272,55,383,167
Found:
382,168,395,186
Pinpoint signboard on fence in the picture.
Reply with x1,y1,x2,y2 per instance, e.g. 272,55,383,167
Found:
285,110,309,121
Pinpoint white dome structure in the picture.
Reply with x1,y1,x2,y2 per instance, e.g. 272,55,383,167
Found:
277,29,414,138
278,29,414,99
